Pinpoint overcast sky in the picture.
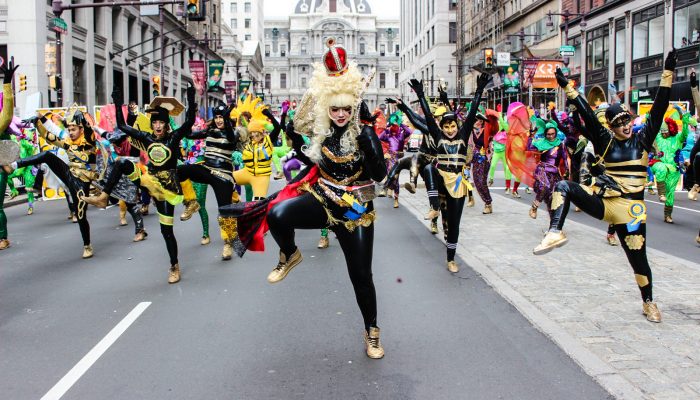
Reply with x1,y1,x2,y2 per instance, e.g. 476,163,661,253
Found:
263,0,400,19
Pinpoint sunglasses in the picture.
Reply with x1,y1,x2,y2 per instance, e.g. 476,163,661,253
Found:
610,116,631,129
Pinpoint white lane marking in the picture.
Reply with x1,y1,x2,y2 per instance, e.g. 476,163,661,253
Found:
41,302,151,400
491,186,700,214
644,199,700,214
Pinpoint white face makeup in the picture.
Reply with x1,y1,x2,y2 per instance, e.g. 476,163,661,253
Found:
329,106,353,127
441,120,458,138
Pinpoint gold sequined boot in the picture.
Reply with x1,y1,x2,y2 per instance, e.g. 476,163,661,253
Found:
168,264,181,284
642,300,661,323
267,248,303,283
364,327,385,359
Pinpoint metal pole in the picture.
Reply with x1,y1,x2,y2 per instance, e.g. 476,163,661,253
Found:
159,5,165,94
56,31,63,106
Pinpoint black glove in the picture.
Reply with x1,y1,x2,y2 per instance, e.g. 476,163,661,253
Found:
261,107,273,119
555,67,569,89
107,130,128,144
356,132,374,156
664,49,677,71
0,63,19,84
691,70,698,88
408,79,424,96
186,84,195,104
385,97,398,104
21,116,39,126
111,87,124,106
476,73,491,91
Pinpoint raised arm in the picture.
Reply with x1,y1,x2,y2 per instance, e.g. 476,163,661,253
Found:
388,97,428,133
408,79,441,144
556,67,610,149
0,63,19,134
261,106,286,145
285,120,313,166
171,86,197,144
458,73,490,142
112,87,149,143
640,50,676,149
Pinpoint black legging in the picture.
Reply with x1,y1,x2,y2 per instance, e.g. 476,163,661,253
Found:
17,151,91,245
689,139,700,187
104,158,178,265
549,180,653,301
177,163,234,207
436,173,467,262
267,192,378,330
125,201,145,233
386,153,441,213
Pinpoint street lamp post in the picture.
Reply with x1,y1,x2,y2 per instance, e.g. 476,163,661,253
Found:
546,10,587,68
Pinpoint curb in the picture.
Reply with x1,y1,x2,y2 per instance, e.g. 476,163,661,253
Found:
400,193,648,400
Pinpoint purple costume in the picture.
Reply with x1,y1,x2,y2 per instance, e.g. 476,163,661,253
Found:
469,124,493,206
379,124,411,200
528,138,569,209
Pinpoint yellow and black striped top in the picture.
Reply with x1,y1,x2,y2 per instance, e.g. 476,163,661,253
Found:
241,135,273,176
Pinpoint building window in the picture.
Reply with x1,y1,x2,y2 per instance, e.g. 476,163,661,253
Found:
449,22,457,43
301,43,307,55
380,44,385,56
586,25,609,71
633,5,665,60
395,72,399,88
395,44,400,56
449,0,457,11
360,42,366,55
231,19,237,29
265,45,270,57
615,22,625,65
245,34,251,40
568,35,582,76
280,73,287,89
330,0,337,13
231,2,237,13
674,2,700,48
244,2,251,13
380,73,386,88
280,44,287,57
245,18,251,29
233,34,238,41
301,77,307,87
265,74,271,89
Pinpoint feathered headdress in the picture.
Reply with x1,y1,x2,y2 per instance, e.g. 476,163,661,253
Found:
229,93,267,123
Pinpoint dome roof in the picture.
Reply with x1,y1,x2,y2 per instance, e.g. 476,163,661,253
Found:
294,0,372,14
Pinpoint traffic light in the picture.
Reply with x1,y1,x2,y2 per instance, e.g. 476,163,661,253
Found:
18,74,27,92
185,0,205,21
152,75,161,97
484,48,494,69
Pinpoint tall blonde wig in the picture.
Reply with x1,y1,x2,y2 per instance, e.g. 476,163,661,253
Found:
304,61,365,163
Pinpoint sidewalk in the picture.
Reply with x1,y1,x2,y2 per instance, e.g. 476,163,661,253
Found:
399,189,700,400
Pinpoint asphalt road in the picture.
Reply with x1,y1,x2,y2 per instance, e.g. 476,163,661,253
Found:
473,170,700,263
0,185,612,399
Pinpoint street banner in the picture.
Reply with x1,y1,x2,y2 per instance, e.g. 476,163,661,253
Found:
502,61,520,94
224,81,236,103
523,60,563,89
44,43,57,75
637,101,689,117
207,60,225,92
238,80,252,100
188,60,206,96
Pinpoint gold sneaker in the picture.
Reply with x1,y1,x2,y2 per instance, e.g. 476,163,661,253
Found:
82,192,109,208
82,245,94,259
201,236,211,245
533,231,568,255
695,235,700,245
688,184,699,201
180,200,200,221
403,182,416,194
512,190,521,198
430,221,438,234
0,238,10,250
222,243,233,260
393,199,399,208
27,207,33,215
482,204,492,214
529,205,537,219
642,301,661,323
467,197,475,207
447,260,459,273
133,230,147,242
168,264,181,284
424,208,440,220
364,327,385,359
317,236,329,249
606,234,617,246
119,210,128,226
267,249,303,283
